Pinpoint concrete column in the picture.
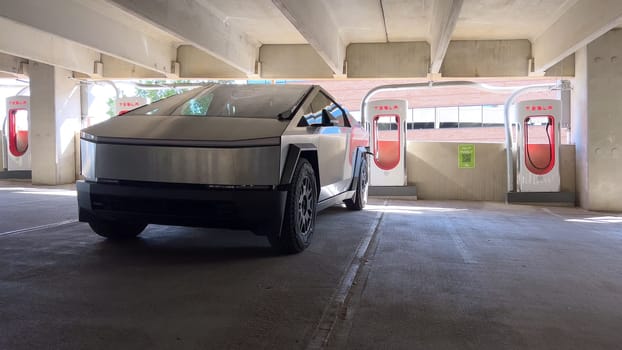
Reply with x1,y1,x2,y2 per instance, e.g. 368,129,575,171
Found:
572,29,622,211
29,62,80,185
572,47,589,208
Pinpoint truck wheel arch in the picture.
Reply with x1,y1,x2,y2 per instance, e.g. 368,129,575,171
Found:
281,144,320,195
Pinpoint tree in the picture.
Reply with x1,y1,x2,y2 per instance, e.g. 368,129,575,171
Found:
106,97,116,117
134,80,191,102
105,79,235,117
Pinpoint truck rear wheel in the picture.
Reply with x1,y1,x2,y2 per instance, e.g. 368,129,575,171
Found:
345,155,368,211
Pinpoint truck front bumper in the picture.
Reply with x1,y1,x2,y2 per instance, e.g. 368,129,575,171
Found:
77,180,287,235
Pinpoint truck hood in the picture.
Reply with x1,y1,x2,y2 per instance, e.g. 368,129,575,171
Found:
81,115,288,146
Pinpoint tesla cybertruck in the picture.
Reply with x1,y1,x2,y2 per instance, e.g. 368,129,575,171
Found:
78,84,370,253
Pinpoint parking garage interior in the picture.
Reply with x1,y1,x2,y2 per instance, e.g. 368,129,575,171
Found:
1,1,622,349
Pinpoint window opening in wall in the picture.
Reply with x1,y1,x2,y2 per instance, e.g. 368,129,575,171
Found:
437,107,459,129
409,108,435,129
401,103,569,144
482,105,505,127
458,105,482,128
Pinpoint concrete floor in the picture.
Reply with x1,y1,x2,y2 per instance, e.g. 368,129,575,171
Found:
1,180,621,349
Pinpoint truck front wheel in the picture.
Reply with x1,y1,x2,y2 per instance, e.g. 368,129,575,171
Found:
268,159,317,254
88,219,147,240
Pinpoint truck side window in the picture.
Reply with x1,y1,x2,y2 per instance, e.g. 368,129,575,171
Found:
299,91,350,127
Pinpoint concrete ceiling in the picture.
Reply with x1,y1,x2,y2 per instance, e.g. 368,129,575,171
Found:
0,0,621,80
454,0,579,40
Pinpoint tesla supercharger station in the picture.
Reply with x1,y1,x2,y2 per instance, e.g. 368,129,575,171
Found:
367,99,407,186
515,99,561,192
115,96,148,115
2,96,31,171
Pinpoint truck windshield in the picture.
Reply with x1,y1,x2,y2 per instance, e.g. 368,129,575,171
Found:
125,84,311,119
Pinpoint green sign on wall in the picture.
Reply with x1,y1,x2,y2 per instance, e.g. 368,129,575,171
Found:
459,144,475,168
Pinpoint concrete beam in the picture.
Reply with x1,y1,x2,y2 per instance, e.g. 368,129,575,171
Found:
346,42,430,78
108,0,258,76
532,0,622,72
100,55,166,79
0,17,99,76
0,0,176,77
259,45,334,79
441,40,531,77
429,0,464,74
272,0,346,76
0,52,26,77
177,46,246,79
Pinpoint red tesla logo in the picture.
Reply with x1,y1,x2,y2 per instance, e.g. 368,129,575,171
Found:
118,102,141,107
373,105,399,111
525,105,553,111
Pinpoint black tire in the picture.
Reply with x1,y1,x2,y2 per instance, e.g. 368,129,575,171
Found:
268,159,317,254
88,219,147,240
345,154,369,211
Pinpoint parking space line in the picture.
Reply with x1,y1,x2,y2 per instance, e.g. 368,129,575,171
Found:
542,207,567,219
445,218,477,264
306,201,385,350
450,231,477,264
0,219,79,238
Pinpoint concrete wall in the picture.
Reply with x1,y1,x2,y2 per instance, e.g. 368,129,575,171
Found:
572,29,622,211
346,42,429,78
406,141,575,201
584,29,622,211
260,44,334,79
441,40,531,77
178,46,246,79
545,54,575,77
559,145,576,195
